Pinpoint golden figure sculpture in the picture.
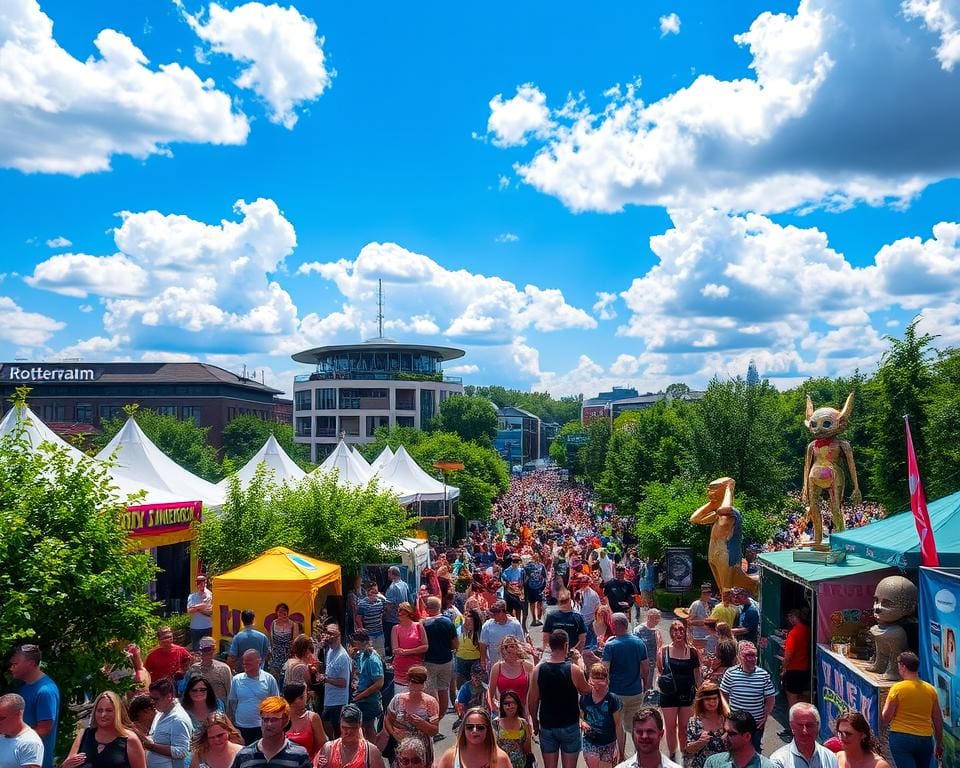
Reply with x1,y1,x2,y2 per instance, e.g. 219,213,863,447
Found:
690,477,758,596
801,393,861,548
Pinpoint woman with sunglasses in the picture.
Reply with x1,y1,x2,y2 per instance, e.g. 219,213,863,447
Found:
437,708,510,768
63,691,147,768
384,666,440,766
835,713,889,768
683,681,728,768
181,676,222,731
394,738,429,768
392,603,429,694
190,712,243,768
495,692,531,768
658,621,702,760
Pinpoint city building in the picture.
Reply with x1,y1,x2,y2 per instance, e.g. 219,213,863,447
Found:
290,340,465,462
0,361,285,448
581,386,639,423
493,405,541,469
581,386,705,425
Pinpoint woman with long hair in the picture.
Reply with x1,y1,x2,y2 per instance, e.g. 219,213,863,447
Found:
588,604,615,652
658,621,702,760
455,609,484,689
836,712,890,768
383,666,440,766
269,603,297,681
487,637,533,714
181,676,221,729
579,664,624,768
496,692,531,768
190,712,243,768
283,682,326,759
437,708,511,768
392,602,429,693
683,681,729,768
707,623,737,683
284,634,321,689
63,691,147,768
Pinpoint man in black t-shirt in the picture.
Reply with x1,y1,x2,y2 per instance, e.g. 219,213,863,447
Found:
604,565,638,627
542,590,586,651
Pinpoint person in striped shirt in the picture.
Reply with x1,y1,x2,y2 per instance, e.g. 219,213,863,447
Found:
355,582,388,658
719,642,776,752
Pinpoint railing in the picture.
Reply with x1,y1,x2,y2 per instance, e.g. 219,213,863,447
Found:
294,371,446,383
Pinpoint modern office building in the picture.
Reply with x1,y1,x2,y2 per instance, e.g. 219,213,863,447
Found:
493,405,541,469
581,386,705,424
0,361,285,448
291,340,466,462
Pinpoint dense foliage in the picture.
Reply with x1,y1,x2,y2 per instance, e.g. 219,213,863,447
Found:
430,395,498,446
1,398,156,758
221,413,310,467
464,385,582,425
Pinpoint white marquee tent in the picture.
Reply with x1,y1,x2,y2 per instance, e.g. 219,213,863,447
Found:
376,445,459,502
369,445,394,472
96,417,224,507
217,434,305,491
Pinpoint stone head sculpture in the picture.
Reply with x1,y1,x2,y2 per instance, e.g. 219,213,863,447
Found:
873,575,917,625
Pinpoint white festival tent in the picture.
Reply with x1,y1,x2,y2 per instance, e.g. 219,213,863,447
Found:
314,441,419,505
369,445,394,472
96,417,225,508
0,405,186,505
376,445,459,502
351,445,373,473
217,434,306,491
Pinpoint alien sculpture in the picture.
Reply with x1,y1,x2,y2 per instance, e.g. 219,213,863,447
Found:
801,393,862,548
867,575,918,680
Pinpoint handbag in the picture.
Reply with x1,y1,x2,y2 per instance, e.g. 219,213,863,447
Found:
657,648,678,696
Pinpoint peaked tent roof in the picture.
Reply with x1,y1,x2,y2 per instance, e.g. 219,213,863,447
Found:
218,434,305,490
376,445,459,501
313,441,418,504
1,406,187,506
352,446,372,472
830,490,960,568
96,417,224,507
370,446,394,472
214,546,341,587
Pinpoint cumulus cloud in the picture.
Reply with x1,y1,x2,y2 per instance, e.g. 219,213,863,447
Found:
0,0,248,175
495,232,519,243
487,84,553,147
46,236,72,248
903,0,960,70
593,291,618,320
659,13,681,36
446,364,479,375
298,241,595,345
26,199,299,353
182,1,332,128
0,296,64,346
487,0,960,215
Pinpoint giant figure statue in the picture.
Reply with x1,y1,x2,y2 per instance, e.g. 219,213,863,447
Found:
802,392,862,548
690,477,757,596
867,575,917,680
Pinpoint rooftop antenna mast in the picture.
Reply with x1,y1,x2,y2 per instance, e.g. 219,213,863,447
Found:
377,278,384,339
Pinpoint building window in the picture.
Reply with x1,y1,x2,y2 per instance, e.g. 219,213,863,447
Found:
397,416,415,428
339,388,389,409
339,415,360,436
294,390,312,411
154,405,177,417
366,415,390,437
75,403,93,424
99,404,122,420
42,405,66,421
315,416,336,437
315,388,336,410
295,417,312,437
395,389,416,411
181,406,201,423
419,388,435,424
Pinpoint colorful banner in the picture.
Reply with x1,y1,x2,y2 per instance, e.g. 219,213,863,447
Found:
906,417,939,566
919,567,960,767
817,580,886,644
122,501,202,538
816,645,880,742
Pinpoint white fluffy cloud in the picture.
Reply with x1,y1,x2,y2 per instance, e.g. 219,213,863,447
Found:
903,0,960,70
26,199,299,353
182,2,332,129
45,236,72,248
0,0,249,175
488,0,960,215
495,233,519,243
593,291,618,320
298,242,595,345
0,296,64,346
659,13,681,36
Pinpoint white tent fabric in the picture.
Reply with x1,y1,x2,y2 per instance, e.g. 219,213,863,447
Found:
1,406,186,506
369,446,394,472
97,418,224,507
351,446,372,472
376,445,459,501
218,434,305,491
314,441,419,504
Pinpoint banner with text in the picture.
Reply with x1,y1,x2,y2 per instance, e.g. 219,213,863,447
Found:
122,501,202,538
816,645,880,742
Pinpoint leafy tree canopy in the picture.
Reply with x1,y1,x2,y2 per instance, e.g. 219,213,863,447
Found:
464,385,582,425
430,395,498,446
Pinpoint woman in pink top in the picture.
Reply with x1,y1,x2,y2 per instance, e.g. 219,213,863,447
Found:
391,602,428,692
487,635,534,714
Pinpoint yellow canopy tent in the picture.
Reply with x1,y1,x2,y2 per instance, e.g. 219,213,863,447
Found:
211,547,342,647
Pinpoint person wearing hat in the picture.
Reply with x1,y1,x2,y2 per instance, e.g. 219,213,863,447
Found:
186,637,233,708
688,585,715,652
315,704,386,768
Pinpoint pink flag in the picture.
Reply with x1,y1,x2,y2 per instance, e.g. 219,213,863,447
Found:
905,416,939,567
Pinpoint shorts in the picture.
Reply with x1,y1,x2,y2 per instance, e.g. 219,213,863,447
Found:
658,685,695,709
781,669,810,694
505,591,525,612
539,723,582,755
425,660,453,693
354,697,382,724
525,585,544,603
321,705,343,724
583,739,618,763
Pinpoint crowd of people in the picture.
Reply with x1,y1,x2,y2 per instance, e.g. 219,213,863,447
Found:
1,472,938,768
765,495,886,552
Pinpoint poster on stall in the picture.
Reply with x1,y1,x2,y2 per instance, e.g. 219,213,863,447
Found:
919,567,960,767
816,646,880,742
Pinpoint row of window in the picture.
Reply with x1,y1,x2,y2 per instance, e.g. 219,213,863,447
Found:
294,387,420,411
295,414,415,438
35,403,203,424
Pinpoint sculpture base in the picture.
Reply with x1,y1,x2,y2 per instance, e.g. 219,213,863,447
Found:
793,548,845,564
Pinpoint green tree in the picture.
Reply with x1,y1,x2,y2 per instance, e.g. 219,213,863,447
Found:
198,468,412,577
221,414,310,468
689,377,788,512
1,396,156,759
95,406,222,481
581,418,611,488
925,347,960,501
464,385,582,425
866,320,936,512
549,420,587,476
431,395,498,446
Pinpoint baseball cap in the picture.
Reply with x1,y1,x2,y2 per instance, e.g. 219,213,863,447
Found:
199,636,215,649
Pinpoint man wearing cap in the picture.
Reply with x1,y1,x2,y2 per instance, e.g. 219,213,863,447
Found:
231,696,311,768
688,585,714,652
186,637,232,707
316,704,387,768
454,663,487,722
604,566,638,628
186,574,213,650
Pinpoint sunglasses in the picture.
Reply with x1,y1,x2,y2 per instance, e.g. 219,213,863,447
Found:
464,723,488,732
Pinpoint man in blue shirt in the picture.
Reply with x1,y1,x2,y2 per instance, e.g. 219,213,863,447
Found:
226,610,271,672
383,567,411,657
9,644,59,768
348,631,384,742
602,613,648,757
732,589,760,646
227,650,280,745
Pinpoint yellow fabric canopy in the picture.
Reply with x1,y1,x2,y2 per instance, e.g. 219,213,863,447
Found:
211,547,342,646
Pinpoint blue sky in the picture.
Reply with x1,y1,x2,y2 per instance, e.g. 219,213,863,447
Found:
2,0,960,397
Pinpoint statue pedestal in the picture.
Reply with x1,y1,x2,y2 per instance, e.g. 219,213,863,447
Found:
793,547,845,564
